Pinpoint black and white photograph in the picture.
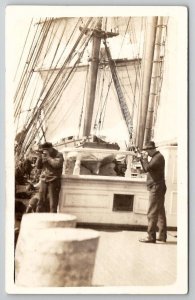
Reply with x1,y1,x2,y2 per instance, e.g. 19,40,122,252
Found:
5,6,188,294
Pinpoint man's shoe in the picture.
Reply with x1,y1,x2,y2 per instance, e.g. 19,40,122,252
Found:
139,238,156,243
156,238,166,243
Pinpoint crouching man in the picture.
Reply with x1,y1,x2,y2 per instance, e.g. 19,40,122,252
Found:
36,142,64,213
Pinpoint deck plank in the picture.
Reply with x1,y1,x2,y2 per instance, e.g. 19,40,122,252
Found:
92,231,177,286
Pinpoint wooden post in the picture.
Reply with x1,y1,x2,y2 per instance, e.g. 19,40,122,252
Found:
62,152,68,175
73,153,81,175
136,17,158,149
125,154,133,178
80,19,118,138
83,19,102,137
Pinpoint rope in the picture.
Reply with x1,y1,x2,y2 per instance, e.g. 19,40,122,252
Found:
15,18,52,140
152,17,169,125
21,18,61,125
43,30,93,121
14,18,53,122
17,20,61,133
14,17,42,113
21,18,94,155
26,17,93,134
98,74,113,132
78,64,89,137
117,17,131,58
40,19,96,121
94,66,106,132
14,18,34,81
14,18,50,107
36,18,98,138
132,17,144,120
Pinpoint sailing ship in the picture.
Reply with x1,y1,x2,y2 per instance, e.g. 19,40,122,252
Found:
14,16,177,229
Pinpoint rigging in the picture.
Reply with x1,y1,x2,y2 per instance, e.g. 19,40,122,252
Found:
21,18,95,155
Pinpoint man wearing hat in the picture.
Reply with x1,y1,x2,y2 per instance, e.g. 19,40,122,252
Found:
36,142,64,213
138,141,167,243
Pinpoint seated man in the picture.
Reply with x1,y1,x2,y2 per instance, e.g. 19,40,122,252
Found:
35,142,64,213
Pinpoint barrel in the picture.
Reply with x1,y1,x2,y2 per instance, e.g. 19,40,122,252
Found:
15,228,100,287
15,213,77,279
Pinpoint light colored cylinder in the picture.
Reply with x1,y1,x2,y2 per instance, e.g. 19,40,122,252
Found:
17,213,77,231
15,228,100,287
15,213,77,279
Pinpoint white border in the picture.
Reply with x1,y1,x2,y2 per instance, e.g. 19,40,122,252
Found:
5,5,188,294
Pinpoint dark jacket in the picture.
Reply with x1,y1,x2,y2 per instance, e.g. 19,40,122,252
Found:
36,148,64,182
140,151,165,188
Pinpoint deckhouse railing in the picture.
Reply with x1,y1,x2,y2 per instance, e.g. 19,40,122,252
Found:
60,147,144,178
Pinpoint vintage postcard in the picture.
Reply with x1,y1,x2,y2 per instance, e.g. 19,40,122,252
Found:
5,6,188,294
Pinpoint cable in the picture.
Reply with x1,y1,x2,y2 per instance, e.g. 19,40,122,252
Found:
15,18,52,140
14,18,34,81
20,18,94,155
14,18,53,122
78,64,89,137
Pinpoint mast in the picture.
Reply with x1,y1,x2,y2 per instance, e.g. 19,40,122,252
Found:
144,17,165,143
82,19,118,137
136,17,158,149
82,19,103,137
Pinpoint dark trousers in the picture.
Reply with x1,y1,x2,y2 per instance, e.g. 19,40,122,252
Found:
36,179,61,213
147,182,167,241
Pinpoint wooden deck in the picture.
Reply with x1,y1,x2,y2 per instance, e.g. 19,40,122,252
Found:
92,230,177,286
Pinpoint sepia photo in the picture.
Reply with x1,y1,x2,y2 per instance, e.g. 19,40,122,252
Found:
5,6,188,294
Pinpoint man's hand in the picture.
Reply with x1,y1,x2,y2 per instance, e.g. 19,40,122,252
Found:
42,150,49,162
136,152,142,159
35,150,42,158
141,151,148,159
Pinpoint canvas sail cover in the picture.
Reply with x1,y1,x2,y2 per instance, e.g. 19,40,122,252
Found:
35,17,144,148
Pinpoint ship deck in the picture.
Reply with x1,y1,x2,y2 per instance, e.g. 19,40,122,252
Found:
92,230,177,287
15,184,177,288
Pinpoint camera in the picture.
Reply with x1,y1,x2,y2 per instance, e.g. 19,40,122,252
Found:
42,151,48,158
35,149,43,154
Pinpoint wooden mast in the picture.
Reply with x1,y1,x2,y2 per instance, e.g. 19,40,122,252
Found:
144,17,164,143
82,18,118,137
83,19,103,137
136,17,158,149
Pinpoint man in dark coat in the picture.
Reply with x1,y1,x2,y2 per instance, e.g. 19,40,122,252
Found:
139,141,167,243
36,142,64,213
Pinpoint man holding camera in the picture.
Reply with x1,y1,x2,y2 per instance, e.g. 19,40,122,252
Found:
36,142,64,213
138,141,167,243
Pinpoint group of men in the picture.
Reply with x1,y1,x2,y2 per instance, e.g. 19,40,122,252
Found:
25,140,168,244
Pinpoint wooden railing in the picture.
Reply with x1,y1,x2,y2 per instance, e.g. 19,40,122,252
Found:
61,147,136,178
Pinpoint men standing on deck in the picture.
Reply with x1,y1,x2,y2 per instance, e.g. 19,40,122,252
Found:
138,141,167,243
36,142,64,213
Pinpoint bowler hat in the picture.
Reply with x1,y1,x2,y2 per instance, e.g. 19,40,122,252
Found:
41,142,53,149
142,141,157,150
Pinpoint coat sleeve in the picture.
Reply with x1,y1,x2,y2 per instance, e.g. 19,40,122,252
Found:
47,153,64,169
36,157,43,169
140,155,162,172
140,158,150,172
